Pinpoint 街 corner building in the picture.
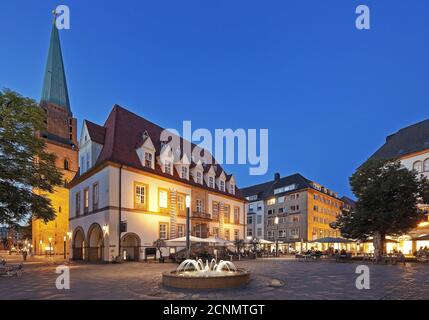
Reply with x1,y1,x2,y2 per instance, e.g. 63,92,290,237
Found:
67,106,246,262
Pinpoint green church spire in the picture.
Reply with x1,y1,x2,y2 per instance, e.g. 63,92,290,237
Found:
40,13,71,114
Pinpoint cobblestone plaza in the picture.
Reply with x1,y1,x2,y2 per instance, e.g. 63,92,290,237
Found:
1,255,428,300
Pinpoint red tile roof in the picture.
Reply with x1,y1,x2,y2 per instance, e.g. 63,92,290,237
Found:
84,120,105,145
72,105,244,200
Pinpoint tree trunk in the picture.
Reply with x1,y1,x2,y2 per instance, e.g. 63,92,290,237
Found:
373,231,385,262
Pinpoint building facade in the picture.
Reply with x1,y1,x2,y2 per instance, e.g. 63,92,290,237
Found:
32,18,78,255
68,106,246,262
242,173,343,250
370,119,429,254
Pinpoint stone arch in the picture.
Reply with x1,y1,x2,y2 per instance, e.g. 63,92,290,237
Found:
72,227,86,261
87,223,104,262
121,233,141,261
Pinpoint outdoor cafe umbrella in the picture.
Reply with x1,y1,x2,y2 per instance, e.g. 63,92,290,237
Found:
309,237,354,244
165,236,211,244
205,236,233,246
258,239,275,244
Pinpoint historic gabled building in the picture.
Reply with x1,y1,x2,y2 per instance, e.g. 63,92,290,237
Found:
242,173,343,251
370,119,429,254
67,105,246,262
32,18,78,255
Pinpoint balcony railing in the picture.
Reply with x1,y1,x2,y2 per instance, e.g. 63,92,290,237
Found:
192,211,212,220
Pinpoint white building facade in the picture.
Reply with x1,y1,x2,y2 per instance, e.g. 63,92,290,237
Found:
68,106,246,262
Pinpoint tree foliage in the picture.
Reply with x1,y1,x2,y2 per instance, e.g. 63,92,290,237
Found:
0,89,63,226
334,158,429,257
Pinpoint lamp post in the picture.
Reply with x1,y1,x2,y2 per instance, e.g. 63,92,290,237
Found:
185,195,191,259
274,216,279,257
48,237,52,257
63,236,67,259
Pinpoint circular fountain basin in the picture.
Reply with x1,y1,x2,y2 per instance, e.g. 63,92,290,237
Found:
162,269,250,289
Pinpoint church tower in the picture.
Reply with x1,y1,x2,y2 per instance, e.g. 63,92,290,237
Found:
32,14,78,256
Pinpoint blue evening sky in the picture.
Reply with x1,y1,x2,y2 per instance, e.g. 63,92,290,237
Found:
1,0,429,198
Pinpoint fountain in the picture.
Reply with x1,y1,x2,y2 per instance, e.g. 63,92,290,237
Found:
162,258,250,289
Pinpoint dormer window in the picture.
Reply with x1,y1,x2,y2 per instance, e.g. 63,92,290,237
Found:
165,160,172,174
196,172,203,184
229,184,235,194
181,166,188,179
208,176,214,188
142,130,149,140
144,152,153,168
220,180,225,192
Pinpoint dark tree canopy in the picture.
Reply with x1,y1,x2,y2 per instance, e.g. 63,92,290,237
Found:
0,89,63,226
334,158,429,257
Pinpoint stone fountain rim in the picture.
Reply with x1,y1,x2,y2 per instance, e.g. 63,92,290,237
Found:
164,267,249,278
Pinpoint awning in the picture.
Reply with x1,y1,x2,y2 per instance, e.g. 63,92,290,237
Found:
412,234,429,241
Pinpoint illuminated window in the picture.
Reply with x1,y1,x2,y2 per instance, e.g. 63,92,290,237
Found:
234,207,240,224
267,198,276,206
159,189,169,209
92,183,99,210
83,188,89,214
134,183,147,209
224,205,230,223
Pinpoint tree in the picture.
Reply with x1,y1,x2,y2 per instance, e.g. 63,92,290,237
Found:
234,239,244,254
333,158,429,260
153,239,166,262
0,89,63,226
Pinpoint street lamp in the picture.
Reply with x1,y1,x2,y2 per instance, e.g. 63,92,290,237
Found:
63,236,67,259
48,237,52,257
185,195,191,259
274,216,279,257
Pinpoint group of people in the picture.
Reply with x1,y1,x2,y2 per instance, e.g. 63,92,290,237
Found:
416,246,429,258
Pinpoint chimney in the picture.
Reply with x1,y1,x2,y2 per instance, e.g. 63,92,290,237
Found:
274,172,280,181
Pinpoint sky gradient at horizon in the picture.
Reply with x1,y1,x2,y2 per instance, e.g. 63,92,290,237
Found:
1,0,429,198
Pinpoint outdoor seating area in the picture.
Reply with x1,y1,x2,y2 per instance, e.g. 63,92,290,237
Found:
0,256,23,277
416,246,429,263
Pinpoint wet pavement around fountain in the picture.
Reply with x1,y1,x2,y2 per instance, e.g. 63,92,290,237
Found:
1,254,429,300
